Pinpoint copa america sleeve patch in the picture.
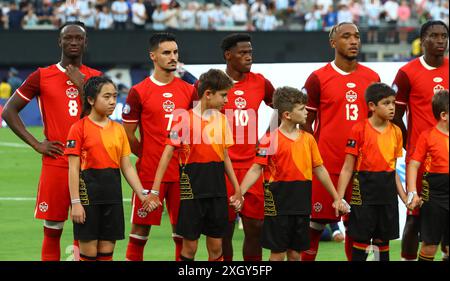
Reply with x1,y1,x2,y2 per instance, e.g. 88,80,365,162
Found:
67,140,76,148
346,139,356,148
122,103,131,114
169,131,179,140
256,148,267,157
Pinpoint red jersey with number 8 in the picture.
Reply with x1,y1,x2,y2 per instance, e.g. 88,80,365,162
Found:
15,63,102,168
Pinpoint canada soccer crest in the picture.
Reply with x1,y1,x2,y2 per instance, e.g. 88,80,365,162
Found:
162,100,175,113
235,97,247,109
345,90,358,103
313,202,322,213
39,202,48,213
137,208,148,218
66,87,79,99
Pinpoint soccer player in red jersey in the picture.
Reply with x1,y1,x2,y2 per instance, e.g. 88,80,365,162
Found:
392,20,449,261
122,33,196,261
219,33,275,261
1,21,102,261
301,22,380,261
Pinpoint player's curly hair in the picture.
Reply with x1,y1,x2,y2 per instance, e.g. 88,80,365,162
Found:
197,69,233,98
432,89,449,120
328,22,357,39
221,33,251,54
420,20,449,41
273,86,307,116
82,76,116,115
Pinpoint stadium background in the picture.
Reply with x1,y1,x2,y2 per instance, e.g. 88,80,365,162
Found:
0,0,448,261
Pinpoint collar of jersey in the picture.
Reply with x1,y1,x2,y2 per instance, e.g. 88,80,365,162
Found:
330,61,352,76
150,75,171,86
419,56,437,70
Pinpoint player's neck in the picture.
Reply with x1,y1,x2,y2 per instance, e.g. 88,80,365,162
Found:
423,54,444,68
279,121,299,139
225,66,246,82
368,115,389,132
436,121,449,136
88,111,109,127
334,57,358,73
59,57,82,68
152,69,175,84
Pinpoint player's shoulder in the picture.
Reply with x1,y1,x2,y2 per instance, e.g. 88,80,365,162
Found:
356,63,379,79
311,63,331,76
399,57,421,72
390,122,403,135
81,65,102,76
173,77,195,90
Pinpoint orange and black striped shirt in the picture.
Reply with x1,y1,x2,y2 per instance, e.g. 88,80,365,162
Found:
345,120,403,205
411,126,449,210
65,117,131,205
166,109,234,198
255,129,323,215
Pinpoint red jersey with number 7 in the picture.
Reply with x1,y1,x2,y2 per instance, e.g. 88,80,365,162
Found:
15,63,102,168
122,76,196,182
303,62,380,174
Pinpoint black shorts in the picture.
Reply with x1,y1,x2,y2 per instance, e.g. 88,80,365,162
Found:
73,204,125,241
262,215,310,252
348,204,399,242
176,197,228,241
420,201,449,246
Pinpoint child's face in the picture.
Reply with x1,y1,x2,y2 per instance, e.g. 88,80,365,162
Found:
90,83,117,116
206,89,228,110
286,103,308,125
371,95,396,121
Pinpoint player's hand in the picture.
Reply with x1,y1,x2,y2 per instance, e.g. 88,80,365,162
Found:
71,203,86,224
34,139,65,158
65,64,86,90
407,194,422,210
229,192,244,213
147,193,162,212
139,194,153,212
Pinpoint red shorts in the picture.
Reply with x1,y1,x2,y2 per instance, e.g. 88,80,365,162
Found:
407,165,424,217
34,164,71,221
226,168,264,222
130,181,180,226
311,173,351,222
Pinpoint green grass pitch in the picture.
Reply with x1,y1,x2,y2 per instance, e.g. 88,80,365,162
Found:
0,126,403,261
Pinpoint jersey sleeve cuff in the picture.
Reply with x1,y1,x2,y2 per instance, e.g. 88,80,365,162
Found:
122,118,139,123
305,106,318,111
16,89,31,102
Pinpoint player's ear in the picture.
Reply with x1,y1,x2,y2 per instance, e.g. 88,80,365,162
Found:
224,50,232,61
329,38,336,49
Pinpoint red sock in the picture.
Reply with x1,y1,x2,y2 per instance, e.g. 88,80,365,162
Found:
344,232,353,261
301,228,322,261
42,227,63,261
73,240,80,261
243,255,262,261
223,255,233,261
126,235,148,261
173,236,183,261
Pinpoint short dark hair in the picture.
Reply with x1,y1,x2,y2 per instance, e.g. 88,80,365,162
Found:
59,21,86,33
221,33,251,54
420,20,449,40
432,89,449,120
149,32,177,52
365,82,396,105
197,69,233,98
273,86,307,116
83,76,115,115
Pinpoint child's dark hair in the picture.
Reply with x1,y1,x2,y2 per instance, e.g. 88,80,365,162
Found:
420,20,449,41
273,86,307,116
197,69,233,98
221,33,251,54
149,32,177,52
432,89,449,120
365,82,396,105
82,76,115,114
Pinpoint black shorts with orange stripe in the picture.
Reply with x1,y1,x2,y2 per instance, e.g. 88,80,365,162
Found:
347,204,399,242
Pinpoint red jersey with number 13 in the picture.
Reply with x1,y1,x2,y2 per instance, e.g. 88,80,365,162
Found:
15,63,102,167
304,62,380,173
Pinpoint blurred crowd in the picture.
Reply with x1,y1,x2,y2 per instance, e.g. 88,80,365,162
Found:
0,0,448,33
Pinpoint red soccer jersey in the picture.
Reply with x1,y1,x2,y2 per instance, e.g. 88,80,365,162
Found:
392,56,449,162
15,63,102,167
221,72,274,169
122,76,196,182
304,62,380,173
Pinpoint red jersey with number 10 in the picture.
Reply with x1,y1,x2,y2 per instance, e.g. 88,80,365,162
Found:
304,62,380,173
122,76,196,182
15,63,102,168
222,72,274,169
